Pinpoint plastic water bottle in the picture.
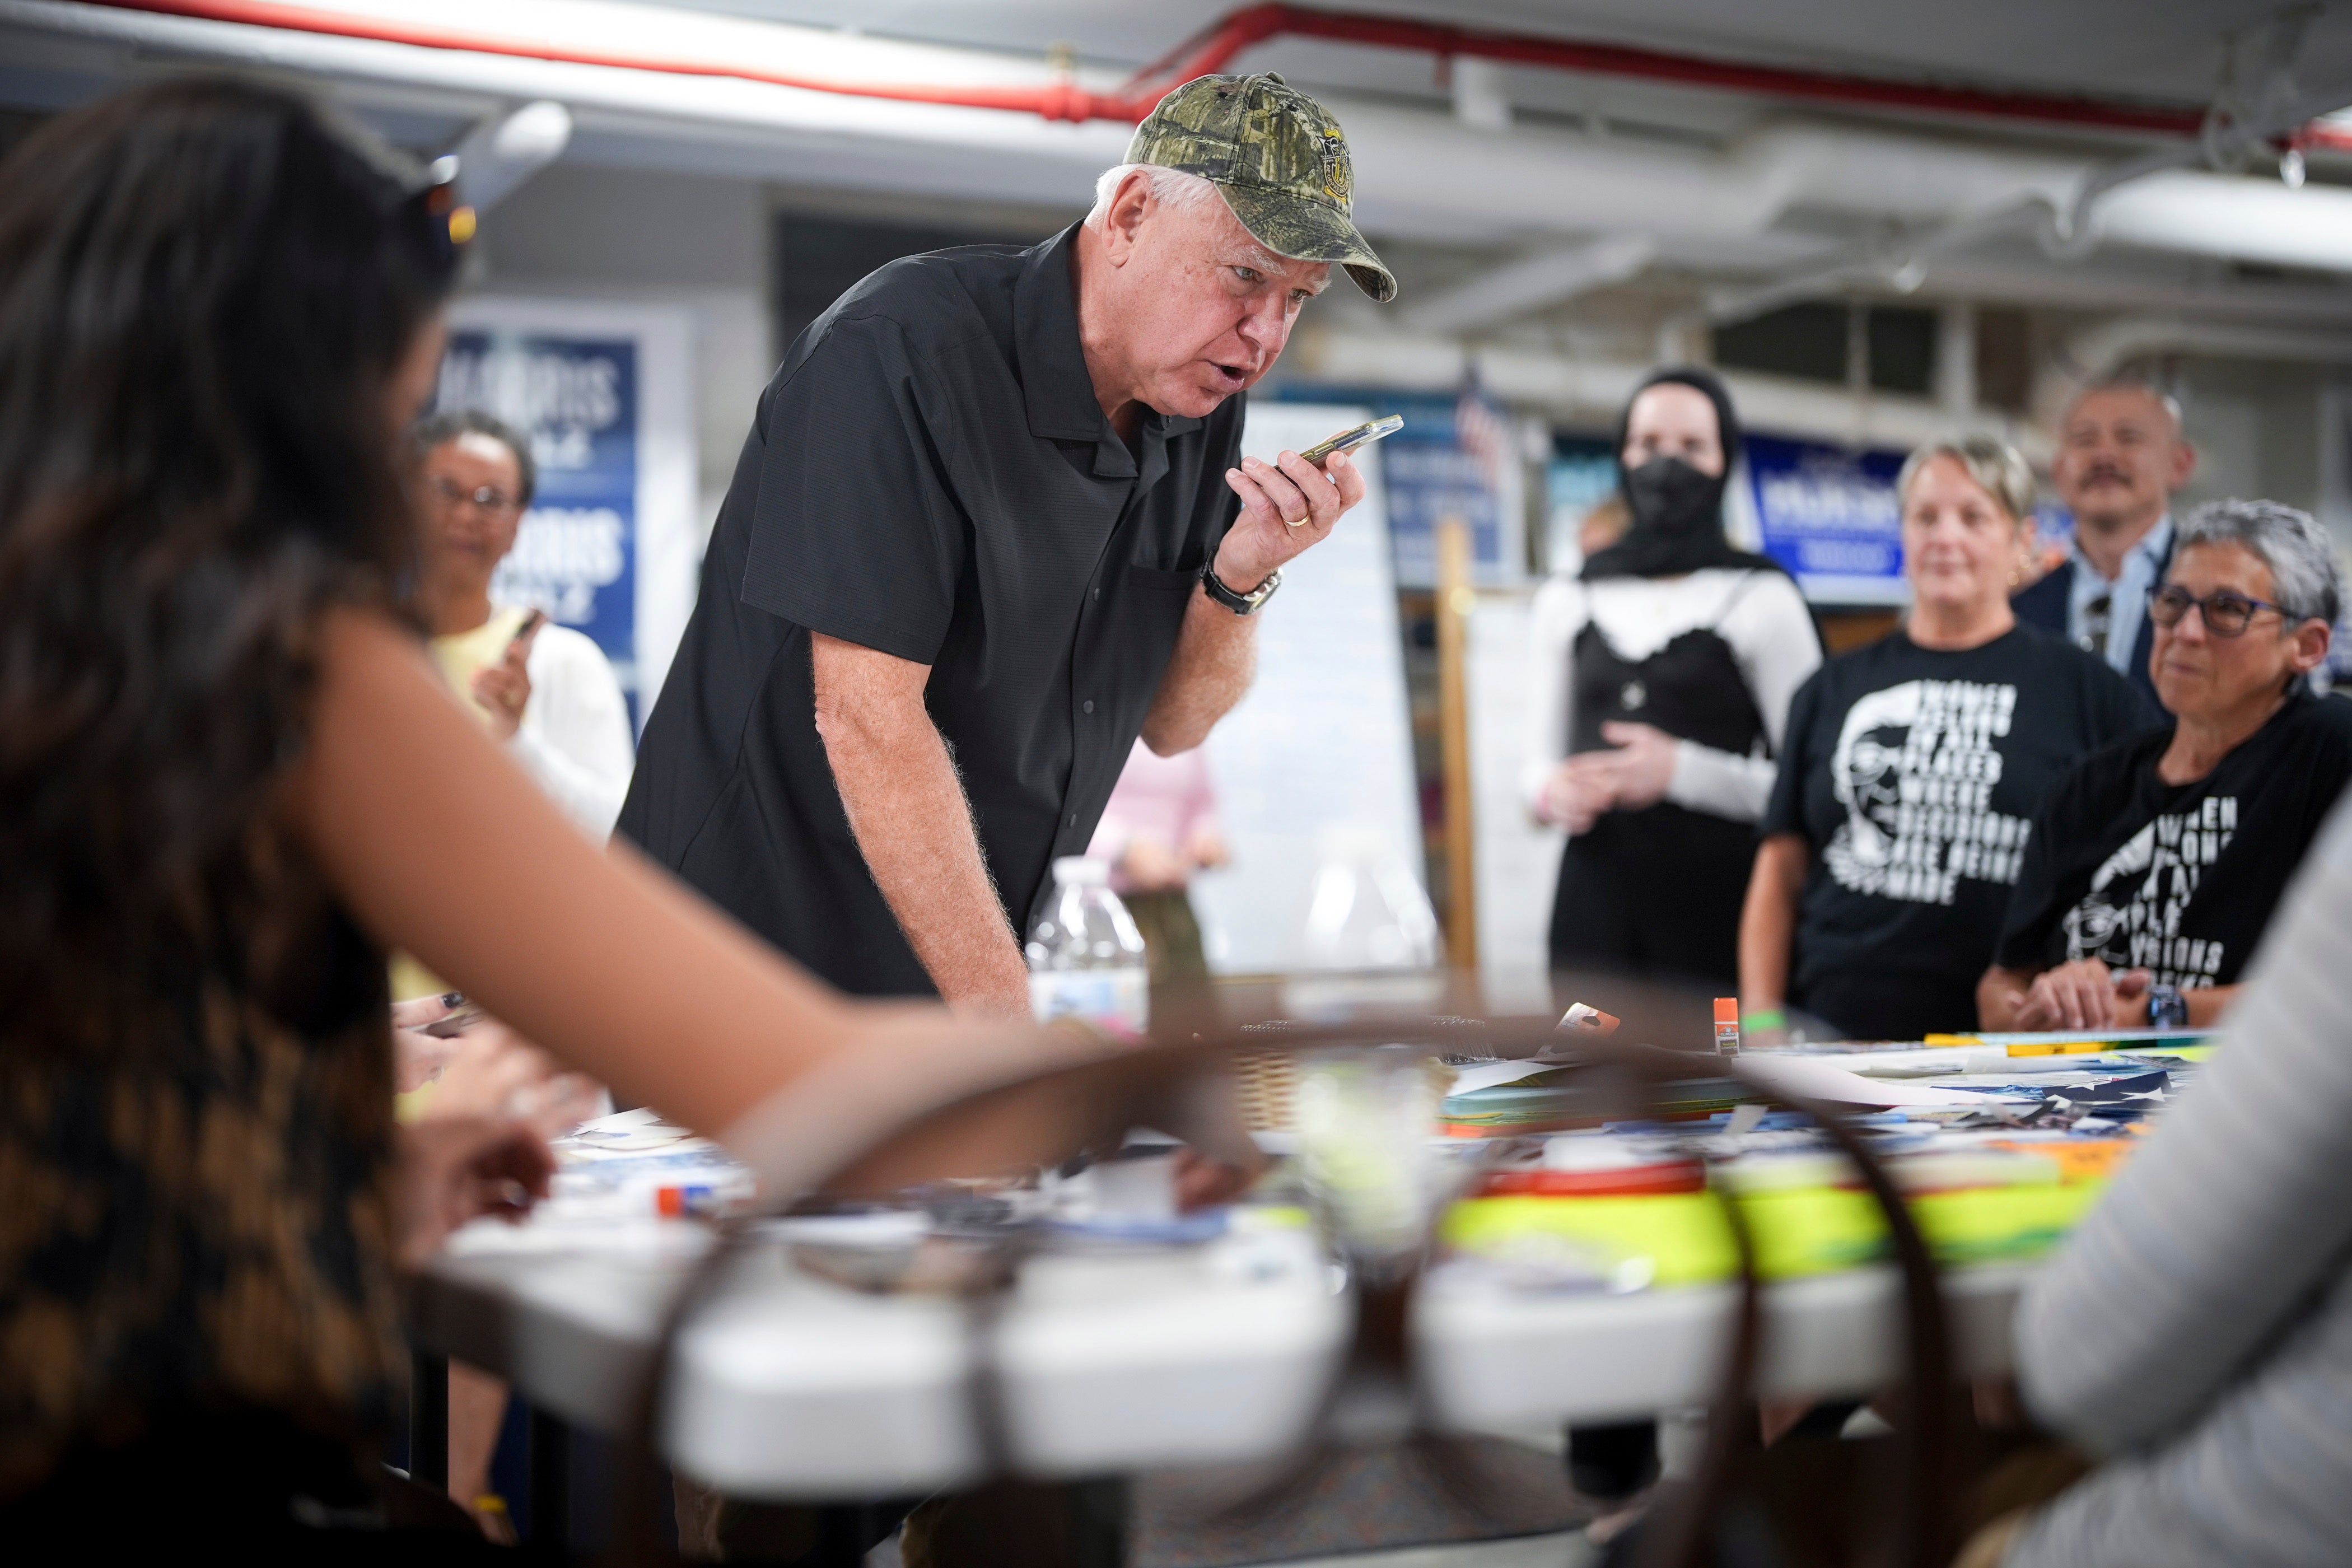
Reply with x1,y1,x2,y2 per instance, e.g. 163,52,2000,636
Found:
1282,825,1445,1020
1026,856,1150,1039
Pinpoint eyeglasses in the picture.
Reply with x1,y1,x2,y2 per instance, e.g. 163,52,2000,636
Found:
427,474,521,515
2146,584,2293,637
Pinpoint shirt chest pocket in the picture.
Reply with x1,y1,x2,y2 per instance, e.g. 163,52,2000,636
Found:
1126,563,1200,595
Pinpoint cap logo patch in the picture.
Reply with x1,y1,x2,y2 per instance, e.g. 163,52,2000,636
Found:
1319,129,1351,207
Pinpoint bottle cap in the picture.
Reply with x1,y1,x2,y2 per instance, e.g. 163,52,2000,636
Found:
1053,856,1111,886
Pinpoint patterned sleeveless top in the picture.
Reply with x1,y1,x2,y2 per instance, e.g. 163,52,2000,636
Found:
0,896,399,1496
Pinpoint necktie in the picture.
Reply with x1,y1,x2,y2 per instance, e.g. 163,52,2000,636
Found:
2082,591,2111,659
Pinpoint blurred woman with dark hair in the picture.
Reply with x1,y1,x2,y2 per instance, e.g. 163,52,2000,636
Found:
0,81,1030,1550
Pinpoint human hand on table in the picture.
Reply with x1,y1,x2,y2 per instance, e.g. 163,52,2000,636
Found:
394,1113,555,1267
2008,959,2150,1032
395,999,604,1138
431,1021,605,1141
1216,447,1365,591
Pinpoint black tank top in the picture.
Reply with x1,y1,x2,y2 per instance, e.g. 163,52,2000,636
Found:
1551,573,1777,987
1568,583,1767,760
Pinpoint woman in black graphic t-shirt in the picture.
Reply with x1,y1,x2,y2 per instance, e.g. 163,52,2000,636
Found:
1742,439,2145,1042
1984,499,2352,1033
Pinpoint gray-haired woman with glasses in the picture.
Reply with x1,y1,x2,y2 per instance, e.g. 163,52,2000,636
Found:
1982,498,2352,1032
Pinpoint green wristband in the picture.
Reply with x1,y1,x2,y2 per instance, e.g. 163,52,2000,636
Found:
1740,1007,1786,1032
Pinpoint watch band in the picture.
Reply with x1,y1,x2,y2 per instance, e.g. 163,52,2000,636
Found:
1201,561,1281,615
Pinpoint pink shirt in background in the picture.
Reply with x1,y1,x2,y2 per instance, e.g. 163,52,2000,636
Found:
1086,739,1221,893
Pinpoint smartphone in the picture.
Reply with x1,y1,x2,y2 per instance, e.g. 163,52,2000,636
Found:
420,1000,489,1039
1297,414,1403,465
506,608,546,656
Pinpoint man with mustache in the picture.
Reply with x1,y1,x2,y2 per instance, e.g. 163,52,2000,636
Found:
2014,381,2199,716
618,74,1394,1017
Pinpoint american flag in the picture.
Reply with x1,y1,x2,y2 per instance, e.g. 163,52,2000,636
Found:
1455,378,1509,496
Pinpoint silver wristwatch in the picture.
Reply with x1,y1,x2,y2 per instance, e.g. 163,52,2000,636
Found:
1201,561,1281,615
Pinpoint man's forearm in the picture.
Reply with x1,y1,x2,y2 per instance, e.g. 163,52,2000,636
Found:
1140,585,1257,755
813,643,1030,1018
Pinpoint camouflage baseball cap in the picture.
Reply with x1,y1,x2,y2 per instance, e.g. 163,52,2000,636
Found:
1126,73,1397,304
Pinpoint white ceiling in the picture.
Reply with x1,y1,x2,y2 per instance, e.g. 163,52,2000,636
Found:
6,0,2350,368
656,0,2352,113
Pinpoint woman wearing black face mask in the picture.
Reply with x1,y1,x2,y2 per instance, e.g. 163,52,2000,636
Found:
1521,368,1822,992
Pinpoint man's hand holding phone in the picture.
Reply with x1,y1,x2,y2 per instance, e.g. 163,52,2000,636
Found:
1216,416,1399,592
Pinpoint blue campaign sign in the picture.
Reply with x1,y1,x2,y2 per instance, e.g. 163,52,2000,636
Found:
1273,389,1523,589
436,331,640,687
1744,433,1910,604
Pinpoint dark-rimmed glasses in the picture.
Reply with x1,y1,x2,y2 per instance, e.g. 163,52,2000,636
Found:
427,474,521,515
2146,583,2292,637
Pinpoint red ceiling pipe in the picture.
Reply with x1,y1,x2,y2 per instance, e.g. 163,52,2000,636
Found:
88,0,1172,120
94,0,2219,139
1126,3,2209,137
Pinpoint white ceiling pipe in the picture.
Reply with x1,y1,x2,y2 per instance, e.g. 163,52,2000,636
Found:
1289,322,2046,457
1450,56,1511,134
13,0,2352,281
1905,256,2352,327
1,2,1135,169
1403,236,1658,335
2032,318,2352,428
452,98,571,211
2094,170,2352,273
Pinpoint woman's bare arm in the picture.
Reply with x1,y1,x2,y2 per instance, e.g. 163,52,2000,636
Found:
291,610,1021,1143
1738,834,1808,1023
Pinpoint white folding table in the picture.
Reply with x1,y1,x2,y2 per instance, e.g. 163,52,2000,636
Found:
411,1213,2030,1528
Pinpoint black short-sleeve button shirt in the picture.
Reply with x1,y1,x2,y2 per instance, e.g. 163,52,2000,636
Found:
617,226,1245,997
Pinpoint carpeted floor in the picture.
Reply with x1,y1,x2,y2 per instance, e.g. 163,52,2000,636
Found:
1127,1435,1594,1568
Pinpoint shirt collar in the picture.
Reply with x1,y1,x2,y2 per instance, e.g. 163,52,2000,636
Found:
2068,512,2176,584
1014,223,1203,480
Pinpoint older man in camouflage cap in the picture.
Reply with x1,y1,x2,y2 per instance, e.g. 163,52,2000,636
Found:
619,73,1394,1029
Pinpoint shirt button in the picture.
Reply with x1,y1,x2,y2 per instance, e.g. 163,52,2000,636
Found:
1068,813,1079,828
1082,699,1095,715
1092,587,1102,601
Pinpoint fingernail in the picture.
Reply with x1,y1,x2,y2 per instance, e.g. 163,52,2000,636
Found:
441,992,465,1007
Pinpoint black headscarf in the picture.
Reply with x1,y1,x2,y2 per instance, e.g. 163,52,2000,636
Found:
1581,366,1783,581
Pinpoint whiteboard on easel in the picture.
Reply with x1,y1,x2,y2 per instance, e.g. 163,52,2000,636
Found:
1188,403,1425,976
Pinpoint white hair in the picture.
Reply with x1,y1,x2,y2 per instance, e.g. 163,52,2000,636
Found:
2177,498,2344,626
2067,378,2186,438
1085,162,1222,228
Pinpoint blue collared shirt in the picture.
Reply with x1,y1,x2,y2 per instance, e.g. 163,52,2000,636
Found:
2067,514,2173,678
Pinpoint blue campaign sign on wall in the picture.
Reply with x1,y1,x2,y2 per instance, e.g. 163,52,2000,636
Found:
438,330,640,683
1273,387,1524,589
435,297,697,736
1745,433,1910,604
